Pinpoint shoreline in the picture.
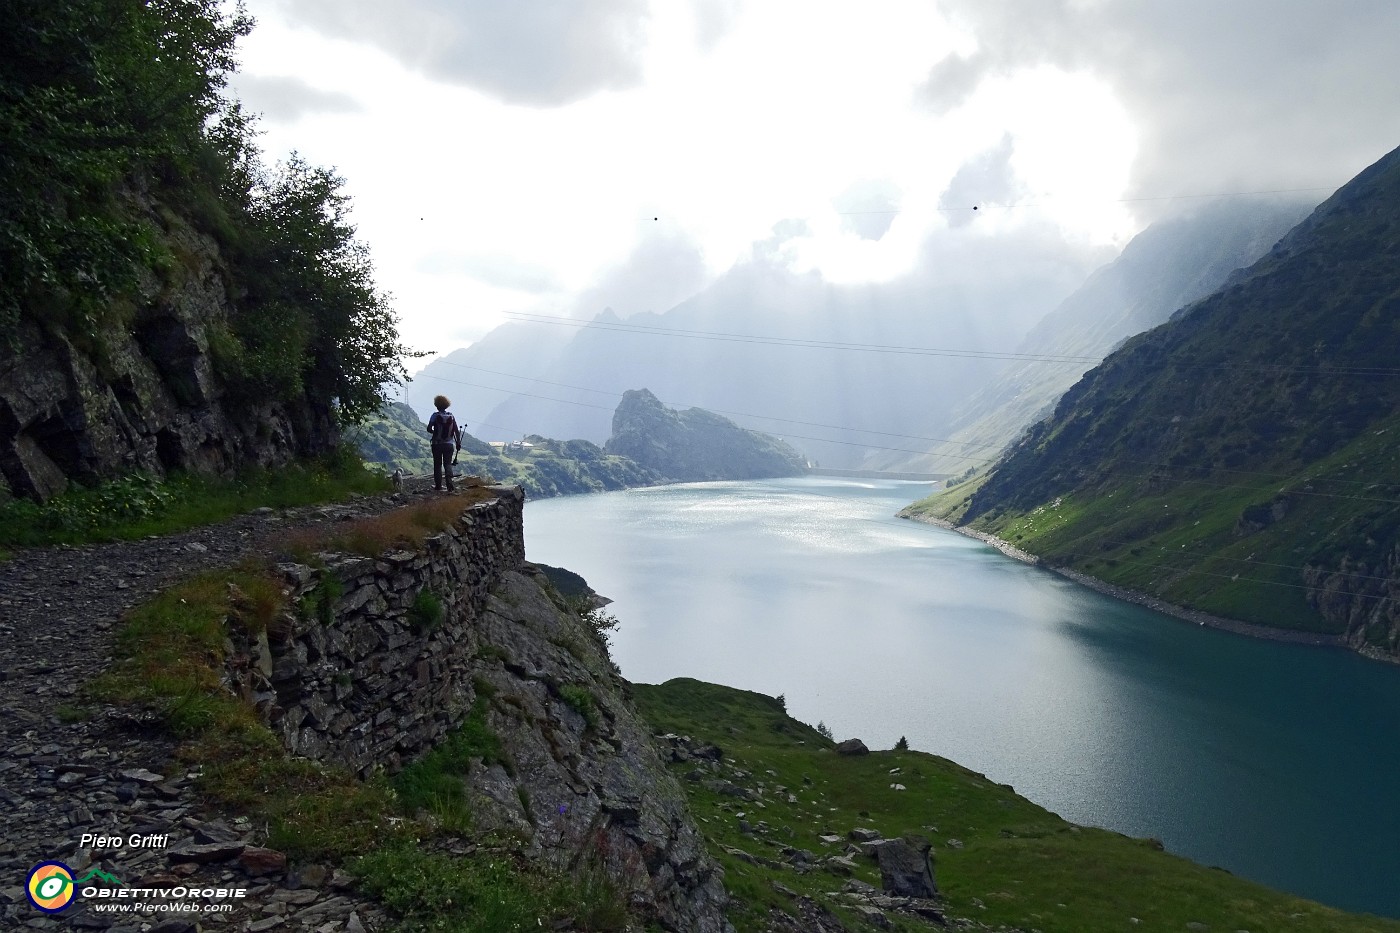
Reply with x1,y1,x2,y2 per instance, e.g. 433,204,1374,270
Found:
898,510,1353,651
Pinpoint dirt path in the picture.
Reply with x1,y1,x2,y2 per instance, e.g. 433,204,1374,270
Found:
0,479,447,932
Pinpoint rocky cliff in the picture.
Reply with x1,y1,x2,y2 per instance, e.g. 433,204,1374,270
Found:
604,388,806,482
0,199,338,503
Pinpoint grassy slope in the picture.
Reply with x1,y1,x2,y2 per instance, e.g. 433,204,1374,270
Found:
632,678,1400,933
905,416,1400,636
0,450,388,554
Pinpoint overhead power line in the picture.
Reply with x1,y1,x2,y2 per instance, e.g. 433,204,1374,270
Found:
501,312,1400,379
503,312,1103,364
422,359,1400,492
834,185,1340,216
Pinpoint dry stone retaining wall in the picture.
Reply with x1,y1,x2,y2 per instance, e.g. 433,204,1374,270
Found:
227,486,525,776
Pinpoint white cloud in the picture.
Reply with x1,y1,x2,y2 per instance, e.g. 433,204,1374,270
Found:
226,0,1399,361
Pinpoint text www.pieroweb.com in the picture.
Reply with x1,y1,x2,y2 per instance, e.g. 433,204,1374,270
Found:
88,901,234,914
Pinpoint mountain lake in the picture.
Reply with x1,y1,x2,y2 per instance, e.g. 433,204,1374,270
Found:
523,477,1400,919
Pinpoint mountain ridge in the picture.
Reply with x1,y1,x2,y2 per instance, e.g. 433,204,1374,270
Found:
904,143,1400,659
891,197,1314,473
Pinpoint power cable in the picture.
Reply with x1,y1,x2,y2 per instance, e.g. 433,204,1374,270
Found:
418,360,1400,491
835,185,1340,216
501,311,1400,378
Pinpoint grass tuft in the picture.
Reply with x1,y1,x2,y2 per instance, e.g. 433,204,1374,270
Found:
0,449,388,553
355,846,629,933
277,488,495,560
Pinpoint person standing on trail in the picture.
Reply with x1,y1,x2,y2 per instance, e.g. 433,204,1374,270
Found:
426,395,462,491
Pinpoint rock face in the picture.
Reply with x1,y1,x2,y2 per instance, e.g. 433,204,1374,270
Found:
604,388,806,482
223,488,730,931
875,836,938,899
0,204,336,502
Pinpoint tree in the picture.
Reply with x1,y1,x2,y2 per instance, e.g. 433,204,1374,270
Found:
0,0,252,340
235,154,417,422
894,736,909,752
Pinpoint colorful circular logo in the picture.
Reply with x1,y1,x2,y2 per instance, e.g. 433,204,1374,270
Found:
26,862,76,913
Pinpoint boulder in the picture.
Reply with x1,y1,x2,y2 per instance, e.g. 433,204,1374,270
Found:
835,738,869,755
875,835,938,899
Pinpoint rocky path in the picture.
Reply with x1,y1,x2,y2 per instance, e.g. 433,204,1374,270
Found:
0,480,446,932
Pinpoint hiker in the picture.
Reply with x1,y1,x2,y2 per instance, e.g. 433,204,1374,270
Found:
426,395,462,491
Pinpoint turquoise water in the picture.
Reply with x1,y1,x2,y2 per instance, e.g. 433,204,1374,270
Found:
523,477,1400,919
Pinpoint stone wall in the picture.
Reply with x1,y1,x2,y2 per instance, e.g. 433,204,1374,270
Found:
223,488,731,931
228,487,526,776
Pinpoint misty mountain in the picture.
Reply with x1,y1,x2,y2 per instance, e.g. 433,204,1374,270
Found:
414,224,1105,469
911,143,1400,658
887,197,1315,474
404,321,574,439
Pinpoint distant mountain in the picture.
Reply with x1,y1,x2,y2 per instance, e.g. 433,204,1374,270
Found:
354,390,804,497
404,322,574,441
604,388,806,482
410,230,1104,468
892,198,1314,473
906,144,1400,659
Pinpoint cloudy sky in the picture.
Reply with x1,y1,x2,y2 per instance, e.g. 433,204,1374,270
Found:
227,1,1400,364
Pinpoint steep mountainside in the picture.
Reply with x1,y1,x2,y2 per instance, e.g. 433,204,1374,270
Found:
909,144,1400,659
0,2,409,504
605,388,807,482
1,206,338,502
403,321,574,431
898,198,1313,473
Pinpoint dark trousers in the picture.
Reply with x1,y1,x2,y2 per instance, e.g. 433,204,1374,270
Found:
432,443,455,489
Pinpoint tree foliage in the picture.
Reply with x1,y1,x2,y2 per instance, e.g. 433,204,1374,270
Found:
1,0,414,423
231,154,413,421
0,0,249,336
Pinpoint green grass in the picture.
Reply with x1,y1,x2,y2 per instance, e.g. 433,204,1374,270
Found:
0,448,388,552
408,587,445,633
900,471,990,526
904,418,1400,639
559,684,601,730
88,570,281,734
90,554,636,928
355,846,630,932
632,678,1400,933
393,704,504,833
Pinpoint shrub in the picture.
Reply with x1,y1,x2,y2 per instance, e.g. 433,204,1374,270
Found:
560,685,601,731
408,589,444,633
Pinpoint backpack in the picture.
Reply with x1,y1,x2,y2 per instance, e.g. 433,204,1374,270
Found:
428,411,458,446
